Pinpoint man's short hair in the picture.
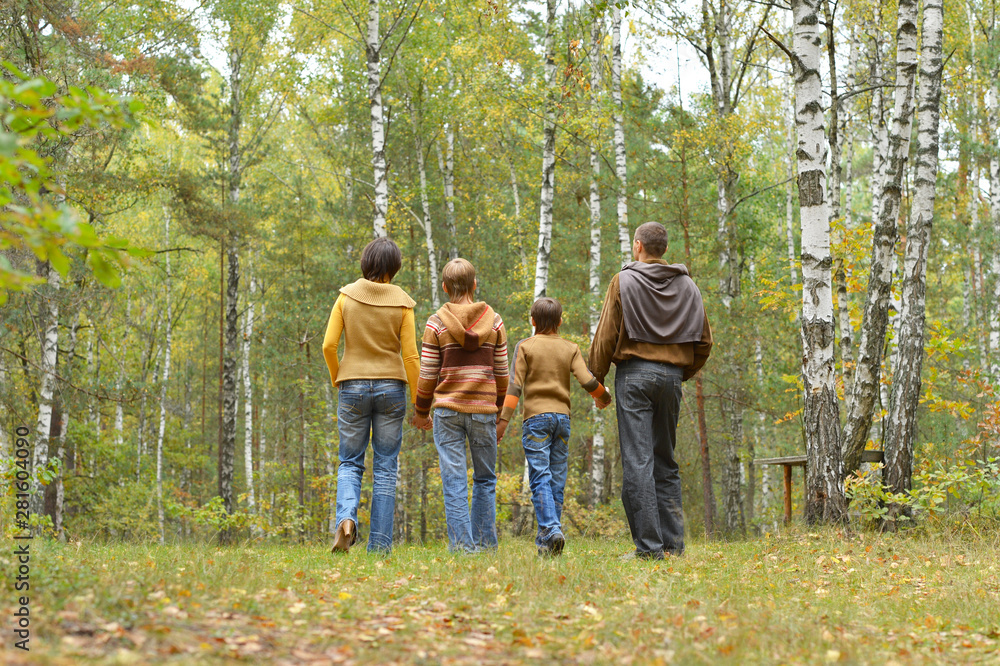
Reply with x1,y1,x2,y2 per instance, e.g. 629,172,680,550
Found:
442,258,476,298
635,222,668,258
531,297,562,333
360,237,402,282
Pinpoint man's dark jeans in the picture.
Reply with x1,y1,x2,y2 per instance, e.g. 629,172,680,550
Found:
615,358,684,557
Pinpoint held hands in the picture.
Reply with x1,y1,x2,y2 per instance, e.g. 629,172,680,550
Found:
496,419,508,441
594,388,612,410
410,413,433,431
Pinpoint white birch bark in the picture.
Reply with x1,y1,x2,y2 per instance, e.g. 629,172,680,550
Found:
367,0,388,238
785,104,799,287
989,84,1000,381
885,0,943,506
965,1,985,368
793,0,846,523
242,252,257,533
611,6,629,261
31,265,60,518
842,0,919,476
408,93,440,309
115,291,127,450
156,208,173,544
589,13,605,507
54,317,78,540
259,298,268,466
533,0,557,302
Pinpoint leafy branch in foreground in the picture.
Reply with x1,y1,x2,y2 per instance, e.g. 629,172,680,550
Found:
0,63,150,302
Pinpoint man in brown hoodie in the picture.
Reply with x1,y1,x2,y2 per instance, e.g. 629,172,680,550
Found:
589,222,713,559
414,258,509,552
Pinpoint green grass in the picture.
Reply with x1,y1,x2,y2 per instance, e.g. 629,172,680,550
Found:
2,528,999,664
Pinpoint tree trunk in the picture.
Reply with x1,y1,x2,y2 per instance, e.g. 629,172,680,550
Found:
32,264,59,519
367,0,388,238
885,0,943,518
242,252,257,532
259,298,268,466
989,83,1000,381
533,0,557,302
719,397,744,533
784,111,799,288
842,0,918,477
156,209,174,544
54,317,78,540
793,0,847,523
588,12,605,506
611,6,630,260
408,93,440,309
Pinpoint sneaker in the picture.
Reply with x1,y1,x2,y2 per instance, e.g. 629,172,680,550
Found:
549,533,565,557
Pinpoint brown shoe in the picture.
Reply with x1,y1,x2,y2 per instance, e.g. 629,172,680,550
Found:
331,519,356,553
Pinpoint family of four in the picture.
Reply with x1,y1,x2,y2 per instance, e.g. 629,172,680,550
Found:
321,222,712,559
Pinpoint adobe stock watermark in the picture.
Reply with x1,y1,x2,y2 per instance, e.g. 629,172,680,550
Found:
12,424,32,652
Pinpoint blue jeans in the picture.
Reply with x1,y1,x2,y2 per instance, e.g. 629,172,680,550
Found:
433,407,498,552
522,413,570,549
336,379,407,553
615,359,685,556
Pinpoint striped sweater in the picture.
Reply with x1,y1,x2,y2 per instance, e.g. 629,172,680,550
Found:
416,302,509,417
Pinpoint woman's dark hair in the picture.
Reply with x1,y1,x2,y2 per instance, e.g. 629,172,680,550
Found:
360,237,402,282
531,297,563,333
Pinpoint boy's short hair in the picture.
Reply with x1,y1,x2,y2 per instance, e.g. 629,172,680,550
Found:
361,237,402,282
531,297,562,333
442,258,476,298
635,222,668,257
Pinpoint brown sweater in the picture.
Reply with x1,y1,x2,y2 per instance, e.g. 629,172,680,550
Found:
589,260,713,383
321,279,420,403
500,334,604,422
416,302,509,417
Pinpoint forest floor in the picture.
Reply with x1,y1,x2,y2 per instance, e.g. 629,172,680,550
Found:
1,527,998,664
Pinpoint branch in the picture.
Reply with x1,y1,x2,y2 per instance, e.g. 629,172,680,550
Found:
760,25,796,68
292,5,362,46
1,346,131,403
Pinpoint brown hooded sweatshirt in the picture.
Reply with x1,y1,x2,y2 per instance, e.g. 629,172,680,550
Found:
416,302,509,417
589,259,713,383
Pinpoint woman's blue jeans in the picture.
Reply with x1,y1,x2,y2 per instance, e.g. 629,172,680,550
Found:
522,413,571,549
336,379,407,553
433,407,498,552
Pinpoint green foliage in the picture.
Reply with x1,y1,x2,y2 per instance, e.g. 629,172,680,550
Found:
846,459,1000,528
0,64,149,302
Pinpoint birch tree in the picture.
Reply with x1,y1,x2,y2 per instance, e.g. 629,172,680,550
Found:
842,0,919,476
885,0,943,514
589,11,605,506
241,252,257,530
611,5,630,260
31,265,59,519
406,89,440,308
367,0,389,237
533,0,557,302
156,208,174,544
792,0,846,523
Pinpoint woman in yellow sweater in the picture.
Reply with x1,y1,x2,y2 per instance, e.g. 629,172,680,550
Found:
322,238,425,554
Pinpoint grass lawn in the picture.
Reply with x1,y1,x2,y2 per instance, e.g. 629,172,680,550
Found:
1,527,998,664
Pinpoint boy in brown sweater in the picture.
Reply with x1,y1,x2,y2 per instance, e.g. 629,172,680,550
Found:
497,297,611,555
412,258,509,552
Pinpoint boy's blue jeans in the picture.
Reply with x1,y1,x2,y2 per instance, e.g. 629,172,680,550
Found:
522,413,571,550
433,407,498,552
336,379,407,553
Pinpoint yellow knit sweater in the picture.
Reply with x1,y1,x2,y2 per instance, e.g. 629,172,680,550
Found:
322,279,420,404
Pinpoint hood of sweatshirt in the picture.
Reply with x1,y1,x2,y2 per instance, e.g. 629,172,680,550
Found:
437,302,495,352
618,260,705,345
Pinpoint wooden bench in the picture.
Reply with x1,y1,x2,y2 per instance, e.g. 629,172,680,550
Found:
756,450,885,523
